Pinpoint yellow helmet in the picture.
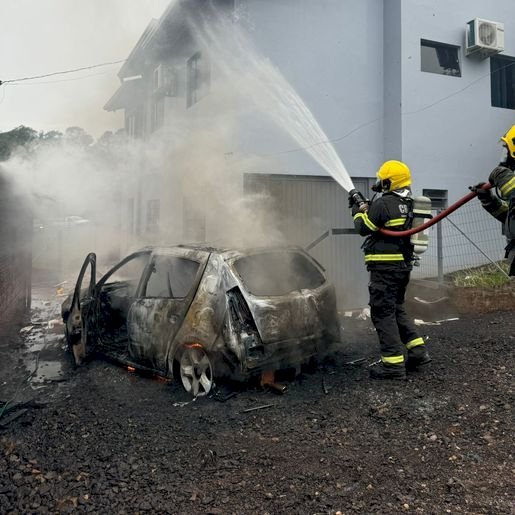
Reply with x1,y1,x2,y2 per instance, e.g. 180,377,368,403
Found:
374,160,411,192
500,125,515,158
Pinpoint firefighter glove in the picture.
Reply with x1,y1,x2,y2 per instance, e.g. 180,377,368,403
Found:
358,202,369,213
469,182,492,201
351,202,369,216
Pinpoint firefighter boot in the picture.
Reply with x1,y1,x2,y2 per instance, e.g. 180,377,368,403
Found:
369,362,406,380
406,345,431,370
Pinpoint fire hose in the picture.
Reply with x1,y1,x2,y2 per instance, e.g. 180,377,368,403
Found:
378,182,492,237
308,182,494,252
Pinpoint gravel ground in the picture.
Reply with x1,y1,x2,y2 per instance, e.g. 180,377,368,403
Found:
0,296,513,514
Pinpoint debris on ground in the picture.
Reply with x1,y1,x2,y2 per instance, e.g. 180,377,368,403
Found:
242,403,276,413
0,303,513,513
414,317,460,326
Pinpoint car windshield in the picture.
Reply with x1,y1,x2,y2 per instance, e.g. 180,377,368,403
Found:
233,251,325,296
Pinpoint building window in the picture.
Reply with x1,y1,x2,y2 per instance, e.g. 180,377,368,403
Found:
423,189,448,210
491,54,515,110
187,52,210,108
153,67,160,91
151,98,165,132
421,40,461,77
127,114,136,138
146,199,160,233
183,201,206,242
126,106,143,138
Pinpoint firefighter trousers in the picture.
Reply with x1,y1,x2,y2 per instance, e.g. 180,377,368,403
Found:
368,269,422,363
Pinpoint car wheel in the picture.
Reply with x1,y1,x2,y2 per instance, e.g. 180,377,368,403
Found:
178,344,214,397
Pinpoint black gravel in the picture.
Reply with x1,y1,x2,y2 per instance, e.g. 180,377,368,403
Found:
0,310,513,514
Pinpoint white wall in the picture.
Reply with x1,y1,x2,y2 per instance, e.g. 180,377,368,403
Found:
235,0,514,201
234,0,385,180
399,0,515,201
122,0,514,280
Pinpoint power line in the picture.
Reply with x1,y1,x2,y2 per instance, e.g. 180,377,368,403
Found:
5,70,113,87
403,60,515,116
246,59,515,160
1,51,513,158
0,59,126,86
271,116,384,156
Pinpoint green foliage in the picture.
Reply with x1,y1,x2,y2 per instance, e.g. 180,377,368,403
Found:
0,125,100,163
0,125,38,161
64,126,93,147
452,261,511,288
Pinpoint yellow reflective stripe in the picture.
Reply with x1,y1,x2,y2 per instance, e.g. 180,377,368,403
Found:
385,218,406,227
406,337,425,350
353,212,378,231
499,176,515,196
381,355,405,365
492,204,508,217
365,253,405,262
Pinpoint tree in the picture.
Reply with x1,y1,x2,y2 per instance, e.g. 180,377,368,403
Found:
39,130,63,143
0,126,38,161
64,126,94,148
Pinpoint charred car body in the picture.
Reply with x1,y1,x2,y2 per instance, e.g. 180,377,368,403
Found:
62,245,340,396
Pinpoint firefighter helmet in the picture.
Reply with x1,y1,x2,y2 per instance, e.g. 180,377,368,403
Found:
500,125,515,158
374,160,411,192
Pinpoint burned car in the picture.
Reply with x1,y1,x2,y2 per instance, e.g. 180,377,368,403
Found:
62,245,340,396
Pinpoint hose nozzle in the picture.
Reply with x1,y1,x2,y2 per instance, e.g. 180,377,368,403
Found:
348,188,369,209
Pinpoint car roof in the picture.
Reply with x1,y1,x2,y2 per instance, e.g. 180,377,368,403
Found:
138,244,307,260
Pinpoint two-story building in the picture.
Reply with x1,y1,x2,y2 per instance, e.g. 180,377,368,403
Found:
105,0,515,308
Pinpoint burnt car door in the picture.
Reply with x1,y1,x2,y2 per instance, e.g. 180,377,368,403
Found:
94,251,151,356
64,253,96,365
127,250,209,372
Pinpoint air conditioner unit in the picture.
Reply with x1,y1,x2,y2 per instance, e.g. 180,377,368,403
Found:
152,64,177,97
466,18,504,58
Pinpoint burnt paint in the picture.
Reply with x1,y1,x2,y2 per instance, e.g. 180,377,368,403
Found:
64,245,341,380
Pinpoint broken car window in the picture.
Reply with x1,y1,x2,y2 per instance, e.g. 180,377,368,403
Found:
233,251,325,296
103,254,150,296
144,256,200,298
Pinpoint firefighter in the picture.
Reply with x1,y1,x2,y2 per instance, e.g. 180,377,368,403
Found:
471,125,515,276
349,160,430,380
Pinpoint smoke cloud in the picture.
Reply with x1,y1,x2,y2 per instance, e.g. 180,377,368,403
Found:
3,2,356,285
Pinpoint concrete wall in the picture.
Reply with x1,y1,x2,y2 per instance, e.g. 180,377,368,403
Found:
236,0,385,179
114,0,515,303
0,176,31,325
398,0,515,200
394,1,515,268
237,0,514,198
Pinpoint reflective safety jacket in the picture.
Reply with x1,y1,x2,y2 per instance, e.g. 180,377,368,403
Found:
353,189,413,271
481,165,515,257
